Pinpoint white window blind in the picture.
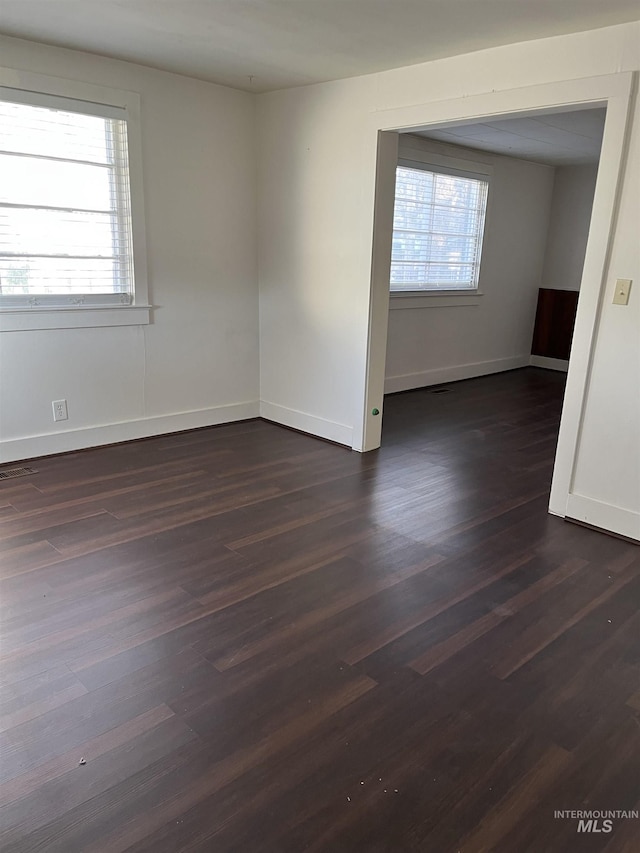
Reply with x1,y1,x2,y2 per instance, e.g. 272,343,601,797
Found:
390,165,489,292
0,92,135,307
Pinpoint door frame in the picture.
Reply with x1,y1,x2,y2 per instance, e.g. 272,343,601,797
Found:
359,71,634,528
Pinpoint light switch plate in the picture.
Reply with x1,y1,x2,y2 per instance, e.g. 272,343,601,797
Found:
613,278,632,305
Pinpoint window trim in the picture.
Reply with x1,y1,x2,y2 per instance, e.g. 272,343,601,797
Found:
0,67,150,331
389,290,484,309
390,145,493,302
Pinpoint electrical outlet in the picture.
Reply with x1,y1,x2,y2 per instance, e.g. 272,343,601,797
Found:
52,399,68,422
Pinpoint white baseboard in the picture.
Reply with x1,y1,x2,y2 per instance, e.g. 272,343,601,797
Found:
384,355,529,394
0,401,260,464
260,400,353,448
565,493,640,542
530,355,569,372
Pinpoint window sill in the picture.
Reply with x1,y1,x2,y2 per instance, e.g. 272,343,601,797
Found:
0,304,152,332
389,291,483,309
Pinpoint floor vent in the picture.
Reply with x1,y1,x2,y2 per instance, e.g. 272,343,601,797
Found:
0,466,38,480
430,388,452,394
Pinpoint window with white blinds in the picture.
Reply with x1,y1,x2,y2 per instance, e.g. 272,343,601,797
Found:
390,164,489,292
0,91,135,308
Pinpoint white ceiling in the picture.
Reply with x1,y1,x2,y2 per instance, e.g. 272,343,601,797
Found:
414,108,607,166
0,1,639,93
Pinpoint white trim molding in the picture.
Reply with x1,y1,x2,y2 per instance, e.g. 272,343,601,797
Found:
385,355,529,394
260,400,353,448
0,305,152,332
529,355,570,372
563,494,640,542
0,401,259,464
389,291,483,309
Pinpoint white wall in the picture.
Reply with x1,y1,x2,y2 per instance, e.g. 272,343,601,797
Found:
541,164,599,291
0,36,259,462
384,135,554,392
257,22,640,539
0,25,637,540
257,76,376,447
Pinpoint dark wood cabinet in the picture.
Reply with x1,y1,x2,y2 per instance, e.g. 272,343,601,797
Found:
531,287,579,361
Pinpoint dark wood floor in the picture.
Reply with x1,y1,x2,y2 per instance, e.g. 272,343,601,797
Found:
1,367,638,853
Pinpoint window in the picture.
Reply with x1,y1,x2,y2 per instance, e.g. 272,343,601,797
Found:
0,71,149,331
390,163,489,293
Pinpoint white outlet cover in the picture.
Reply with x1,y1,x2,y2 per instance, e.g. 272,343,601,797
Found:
52,399,68,421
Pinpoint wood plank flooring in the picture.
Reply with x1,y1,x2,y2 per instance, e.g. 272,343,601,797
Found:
1,367,638,852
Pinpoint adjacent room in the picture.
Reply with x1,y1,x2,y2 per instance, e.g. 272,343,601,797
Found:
0,3,639,852
384,108,604,393
376,107,605,549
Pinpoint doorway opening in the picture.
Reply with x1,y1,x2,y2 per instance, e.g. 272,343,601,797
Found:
379,108,605,537
384,108,605,398
361,74,633,534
